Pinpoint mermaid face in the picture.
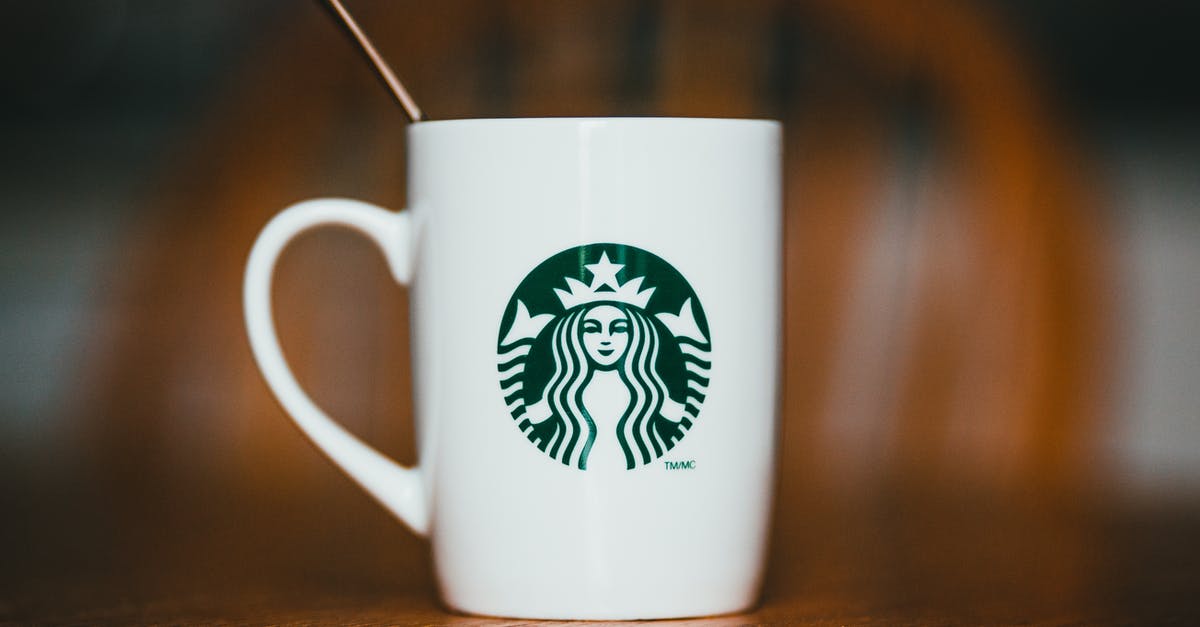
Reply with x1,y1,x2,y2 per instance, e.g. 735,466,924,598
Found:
580,304,630,369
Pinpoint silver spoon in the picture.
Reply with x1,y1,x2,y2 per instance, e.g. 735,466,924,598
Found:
324,0,424,123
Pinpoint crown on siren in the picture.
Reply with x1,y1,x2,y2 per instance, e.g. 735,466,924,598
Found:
554,252,655,310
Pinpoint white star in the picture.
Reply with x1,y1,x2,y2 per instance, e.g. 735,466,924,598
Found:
585,252,624,291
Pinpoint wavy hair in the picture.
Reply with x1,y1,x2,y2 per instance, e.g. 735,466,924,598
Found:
539,308,595,469
529,303,683,470
614,306,675,468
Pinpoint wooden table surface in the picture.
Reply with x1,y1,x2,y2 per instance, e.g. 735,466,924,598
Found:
4,476,1199,625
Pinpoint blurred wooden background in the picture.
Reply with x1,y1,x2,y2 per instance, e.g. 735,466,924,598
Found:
79,0,1110,496
7,1,1176,624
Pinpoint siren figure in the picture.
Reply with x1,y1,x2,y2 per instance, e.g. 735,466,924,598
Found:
498,249,711,470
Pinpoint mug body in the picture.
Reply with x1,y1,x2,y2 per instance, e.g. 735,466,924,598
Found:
406,117,780,620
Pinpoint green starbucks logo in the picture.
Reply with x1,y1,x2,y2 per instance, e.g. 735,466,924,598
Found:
497,243,711,471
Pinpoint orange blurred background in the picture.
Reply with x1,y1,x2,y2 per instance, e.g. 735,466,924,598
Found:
1,0,1197,617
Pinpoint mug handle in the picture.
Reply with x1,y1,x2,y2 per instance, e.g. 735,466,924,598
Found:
243,198,428,536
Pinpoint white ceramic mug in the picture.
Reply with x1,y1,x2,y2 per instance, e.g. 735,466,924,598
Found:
244,117,781,620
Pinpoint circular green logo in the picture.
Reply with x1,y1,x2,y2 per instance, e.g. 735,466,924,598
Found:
497,243,711,471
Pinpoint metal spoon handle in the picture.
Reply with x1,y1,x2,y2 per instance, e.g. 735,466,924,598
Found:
325,0,424,122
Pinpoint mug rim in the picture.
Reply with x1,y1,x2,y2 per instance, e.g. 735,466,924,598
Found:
409,116,781,131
